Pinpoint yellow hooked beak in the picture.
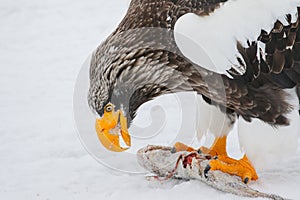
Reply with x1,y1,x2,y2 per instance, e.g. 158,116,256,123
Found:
95,103,131,152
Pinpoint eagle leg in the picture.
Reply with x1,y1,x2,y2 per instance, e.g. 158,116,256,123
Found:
203,136,258,184
200,136,228,156
172,136,258,183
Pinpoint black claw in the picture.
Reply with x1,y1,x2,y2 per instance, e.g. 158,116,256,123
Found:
244,177,249,184
197,149,202,154
170,147,177,154
204,165,211,178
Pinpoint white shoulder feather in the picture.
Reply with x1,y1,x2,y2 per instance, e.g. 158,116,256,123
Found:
174,0,300,75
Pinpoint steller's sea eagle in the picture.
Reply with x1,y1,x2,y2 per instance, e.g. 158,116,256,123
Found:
88,0,300,184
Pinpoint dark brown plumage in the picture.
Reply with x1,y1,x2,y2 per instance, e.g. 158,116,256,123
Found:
89,0,300,126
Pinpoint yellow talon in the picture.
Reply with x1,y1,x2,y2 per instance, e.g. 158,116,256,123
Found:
95,103,131,152
205,136,258,183
173,142,197,152
172,136,258,183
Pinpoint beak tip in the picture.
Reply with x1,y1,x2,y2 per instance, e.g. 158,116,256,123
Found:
95,109,131,153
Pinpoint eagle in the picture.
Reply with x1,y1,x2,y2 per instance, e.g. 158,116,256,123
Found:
88,0,300,184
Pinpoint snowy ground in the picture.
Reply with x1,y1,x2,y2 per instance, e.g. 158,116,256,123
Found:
1,1,300,200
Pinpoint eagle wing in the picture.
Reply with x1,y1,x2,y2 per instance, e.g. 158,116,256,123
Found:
172,1,300,125
91,0,300,125
182,6,300,125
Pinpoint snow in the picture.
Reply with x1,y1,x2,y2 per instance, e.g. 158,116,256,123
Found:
1,1,300,200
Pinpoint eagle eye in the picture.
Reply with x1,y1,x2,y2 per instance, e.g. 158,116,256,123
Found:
105,104,113,112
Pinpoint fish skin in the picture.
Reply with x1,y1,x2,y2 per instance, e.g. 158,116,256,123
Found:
137,145,289,200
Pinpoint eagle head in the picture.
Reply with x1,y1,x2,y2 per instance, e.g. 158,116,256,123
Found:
88,68,133,152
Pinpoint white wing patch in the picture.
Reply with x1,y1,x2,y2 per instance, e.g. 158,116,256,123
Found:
174,0,300,75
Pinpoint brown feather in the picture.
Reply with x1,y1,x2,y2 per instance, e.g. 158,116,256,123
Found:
90,1,299,128
272,50,285,74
